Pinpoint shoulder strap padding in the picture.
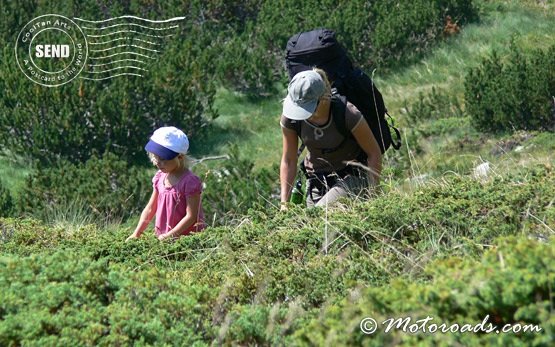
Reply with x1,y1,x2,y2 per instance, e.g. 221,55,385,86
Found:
330,93,348,138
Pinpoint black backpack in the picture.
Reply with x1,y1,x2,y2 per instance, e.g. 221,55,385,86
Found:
285,28,401,154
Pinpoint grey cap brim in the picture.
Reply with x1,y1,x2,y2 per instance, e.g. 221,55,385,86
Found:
282,94,317,120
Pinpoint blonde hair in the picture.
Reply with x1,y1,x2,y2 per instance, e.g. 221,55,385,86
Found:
147,152,189,169
312,68,332,97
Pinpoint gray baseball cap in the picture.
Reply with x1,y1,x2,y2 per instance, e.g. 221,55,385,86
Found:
282,70,325,120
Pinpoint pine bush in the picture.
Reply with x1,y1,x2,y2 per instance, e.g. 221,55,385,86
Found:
465,44,555,133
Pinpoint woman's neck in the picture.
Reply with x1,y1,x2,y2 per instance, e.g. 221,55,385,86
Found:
307,98,331,126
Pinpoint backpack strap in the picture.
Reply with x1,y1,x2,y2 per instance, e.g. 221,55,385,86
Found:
386,111,402,150
330,92,349,138
291,120,305,157
291,121,307,176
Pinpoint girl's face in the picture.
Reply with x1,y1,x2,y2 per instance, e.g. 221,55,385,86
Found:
150,154,183,173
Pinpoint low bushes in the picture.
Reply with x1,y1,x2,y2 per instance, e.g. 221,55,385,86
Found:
371,0,478,68
0,165,552,344
16,152,152,223
0,41,217,165
218,0,479,94
199,146,278,226
406,87,464,124
0,182,13,218
465,43,555,133
290,235,554,346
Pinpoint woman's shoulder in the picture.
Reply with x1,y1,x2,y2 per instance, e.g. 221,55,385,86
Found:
343,101,364,130
280,114,299,130
345,101,363,118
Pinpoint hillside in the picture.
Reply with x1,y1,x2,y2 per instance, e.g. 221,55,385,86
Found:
1,165,553,345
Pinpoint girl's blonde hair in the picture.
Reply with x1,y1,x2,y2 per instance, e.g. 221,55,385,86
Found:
147,152,189,169
312,68,332,97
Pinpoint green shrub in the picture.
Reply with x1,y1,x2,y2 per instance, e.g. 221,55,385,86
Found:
292,235,554,346
1,44,217,165
372,0,478,67
465,43,555,133
0,182,14,218
215,0,479,94
406,87,464,124
199,145,278,226
16,152,151,223
0,251,216,346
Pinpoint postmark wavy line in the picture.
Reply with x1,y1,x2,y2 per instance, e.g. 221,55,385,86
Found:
90,44,160,53
81,23,179,31
79,72,143,80
86,30,173,39
88,51,155,60
88,37,160,46
89,59,147,67
74,15,185,24
85,65,147,74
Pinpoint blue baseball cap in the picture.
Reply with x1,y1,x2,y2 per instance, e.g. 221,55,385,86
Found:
145,126,189,160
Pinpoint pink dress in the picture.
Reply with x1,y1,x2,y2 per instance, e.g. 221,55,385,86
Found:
152,170,206,237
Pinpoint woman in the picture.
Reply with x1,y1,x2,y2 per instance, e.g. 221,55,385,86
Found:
280,68,382,209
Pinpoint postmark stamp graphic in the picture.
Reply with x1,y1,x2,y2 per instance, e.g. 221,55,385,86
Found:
15,14,88,87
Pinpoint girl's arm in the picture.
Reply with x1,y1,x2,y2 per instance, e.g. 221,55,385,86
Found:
126,188,158,241
280,126,299,210
158,193,201,240
351,118,382,186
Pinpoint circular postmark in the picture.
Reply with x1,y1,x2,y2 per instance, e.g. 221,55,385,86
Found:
15,14,88,87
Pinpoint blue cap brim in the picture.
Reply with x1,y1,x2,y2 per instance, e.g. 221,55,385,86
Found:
145,140,179,160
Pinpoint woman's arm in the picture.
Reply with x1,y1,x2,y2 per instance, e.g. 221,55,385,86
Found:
126,188,158,241
351,119,382,186
159,193,201,240
280,126,299,209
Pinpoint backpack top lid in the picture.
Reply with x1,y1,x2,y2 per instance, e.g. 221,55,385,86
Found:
286,28,342,56
285,28,351,80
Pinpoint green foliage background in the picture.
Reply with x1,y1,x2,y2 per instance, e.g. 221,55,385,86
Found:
0,0,478,164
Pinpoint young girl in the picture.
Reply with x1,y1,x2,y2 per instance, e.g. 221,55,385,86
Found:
126,126,206,241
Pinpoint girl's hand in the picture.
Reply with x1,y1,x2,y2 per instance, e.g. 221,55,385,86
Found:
126,233,140,242
158,233,169,241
